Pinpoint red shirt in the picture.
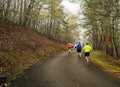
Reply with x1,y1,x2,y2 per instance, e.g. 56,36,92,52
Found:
68,43,72,49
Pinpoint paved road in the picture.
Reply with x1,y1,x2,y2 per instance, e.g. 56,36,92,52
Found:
10,51,120,87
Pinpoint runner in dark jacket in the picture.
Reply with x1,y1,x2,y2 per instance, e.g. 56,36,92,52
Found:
77,42,82,57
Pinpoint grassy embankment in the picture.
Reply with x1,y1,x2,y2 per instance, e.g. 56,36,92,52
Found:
0,20,67,77
90,50,120,79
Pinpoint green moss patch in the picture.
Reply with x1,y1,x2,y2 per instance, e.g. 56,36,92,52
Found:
90,50,120,79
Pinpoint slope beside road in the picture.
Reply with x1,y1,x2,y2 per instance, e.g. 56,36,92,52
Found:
10,51,120,87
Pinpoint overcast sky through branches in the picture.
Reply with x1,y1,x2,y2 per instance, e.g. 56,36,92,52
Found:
62,0,85,43
61,0,80,15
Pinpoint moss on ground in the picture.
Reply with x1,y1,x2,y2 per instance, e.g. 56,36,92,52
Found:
90,50,120,79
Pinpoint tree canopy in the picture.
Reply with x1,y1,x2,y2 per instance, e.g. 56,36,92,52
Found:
0,0,79,43
81,0,120,58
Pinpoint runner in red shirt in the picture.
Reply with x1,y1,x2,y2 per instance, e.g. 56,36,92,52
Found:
68,43,72,53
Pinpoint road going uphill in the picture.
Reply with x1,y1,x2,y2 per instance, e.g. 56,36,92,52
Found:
10,51,120,87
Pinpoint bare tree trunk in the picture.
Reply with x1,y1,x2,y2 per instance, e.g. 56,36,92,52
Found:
0,0,4,17
112,17,119,59
4,0,11,20
23,0,35,26
19,0,23,25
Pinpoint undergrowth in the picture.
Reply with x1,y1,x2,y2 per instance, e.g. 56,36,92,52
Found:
90,50,120,79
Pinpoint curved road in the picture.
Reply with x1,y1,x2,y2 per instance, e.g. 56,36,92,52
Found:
10,51,120,87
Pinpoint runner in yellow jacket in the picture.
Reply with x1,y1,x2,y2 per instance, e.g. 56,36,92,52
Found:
83,43,92,64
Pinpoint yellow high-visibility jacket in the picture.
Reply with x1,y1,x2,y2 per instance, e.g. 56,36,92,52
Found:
83,45,91,52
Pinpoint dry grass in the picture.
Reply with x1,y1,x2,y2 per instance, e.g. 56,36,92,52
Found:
0,20,67,75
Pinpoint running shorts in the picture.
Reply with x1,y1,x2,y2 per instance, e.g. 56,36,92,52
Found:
85,52,90,56
77,49,81,53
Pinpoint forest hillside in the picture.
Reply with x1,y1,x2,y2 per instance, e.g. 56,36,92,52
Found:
0,20,66,76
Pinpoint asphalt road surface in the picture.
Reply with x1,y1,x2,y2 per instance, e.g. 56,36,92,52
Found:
10,51,120,87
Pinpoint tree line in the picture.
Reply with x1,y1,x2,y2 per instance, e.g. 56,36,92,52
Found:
82,0,120,58
0,0,79,44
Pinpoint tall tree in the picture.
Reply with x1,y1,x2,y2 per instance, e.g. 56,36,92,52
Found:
82,0,120,58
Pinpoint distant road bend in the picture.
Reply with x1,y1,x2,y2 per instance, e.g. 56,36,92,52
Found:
11,51,120,87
